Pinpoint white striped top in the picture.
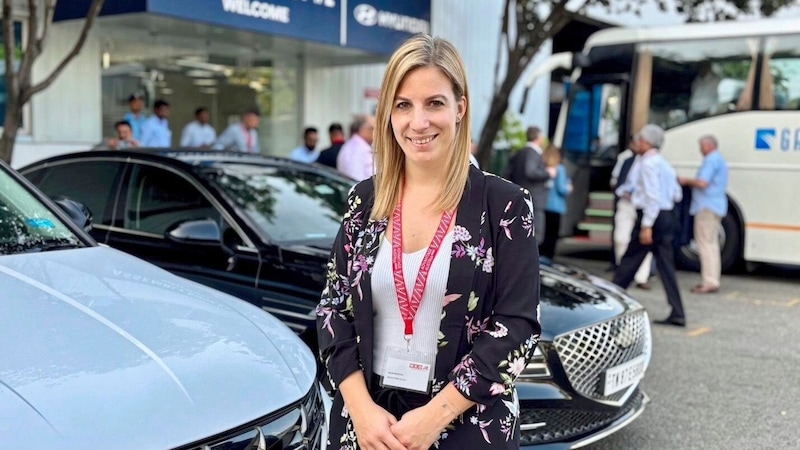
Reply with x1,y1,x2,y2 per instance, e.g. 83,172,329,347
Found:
372,231,453,377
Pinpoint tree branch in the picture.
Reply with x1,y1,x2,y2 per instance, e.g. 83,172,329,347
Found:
17,0,40,89
37,0,57,53
21,0,105,104
2,0,16,100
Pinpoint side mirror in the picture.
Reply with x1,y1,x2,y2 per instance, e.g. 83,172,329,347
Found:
54,197,93,232
165,219,221,246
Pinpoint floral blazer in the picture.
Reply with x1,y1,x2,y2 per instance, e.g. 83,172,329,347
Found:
316,166,542,449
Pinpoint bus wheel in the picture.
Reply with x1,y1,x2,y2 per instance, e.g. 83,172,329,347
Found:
675,212,742,274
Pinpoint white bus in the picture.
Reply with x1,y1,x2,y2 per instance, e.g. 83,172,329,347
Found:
526,18,800,270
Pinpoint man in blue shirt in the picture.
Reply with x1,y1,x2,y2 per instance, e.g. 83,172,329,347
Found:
289,127,320,163
214,109,261,153
614,124,686,327
123,92,148,142
679,135,729,294
140,100,172,147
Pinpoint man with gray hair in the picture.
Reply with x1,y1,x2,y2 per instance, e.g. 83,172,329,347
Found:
337,115,376,181
614,124,686,326
679,134,729,294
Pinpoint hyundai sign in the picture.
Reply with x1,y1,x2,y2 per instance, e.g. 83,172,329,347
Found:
56,0,430,55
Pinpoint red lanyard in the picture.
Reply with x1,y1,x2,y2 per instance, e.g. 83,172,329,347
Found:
391,203,454,340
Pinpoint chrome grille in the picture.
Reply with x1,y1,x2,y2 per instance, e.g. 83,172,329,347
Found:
553,310,651,405
179,385,325,450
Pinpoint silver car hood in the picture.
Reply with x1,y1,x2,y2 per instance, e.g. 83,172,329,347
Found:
0,247,316,449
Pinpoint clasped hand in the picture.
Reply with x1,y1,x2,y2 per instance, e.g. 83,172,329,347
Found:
353,402,445,450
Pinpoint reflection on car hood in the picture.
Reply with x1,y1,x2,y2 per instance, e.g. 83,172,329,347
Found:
538,261,643,339
0,247,316,449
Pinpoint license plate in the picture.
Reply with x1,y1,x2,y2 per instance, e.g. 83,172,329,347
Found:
601,355,646,396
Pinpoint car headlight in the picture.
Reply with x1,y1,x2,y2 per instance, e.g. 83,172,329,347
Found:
519,345,551,380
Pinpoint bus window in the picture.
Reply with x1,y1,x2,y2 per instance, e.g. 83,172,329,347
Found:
762,35,800,110
642,38,755,129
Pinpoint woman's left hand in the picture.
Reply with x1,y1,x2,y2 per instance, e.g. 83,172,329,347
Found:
390,405,447,450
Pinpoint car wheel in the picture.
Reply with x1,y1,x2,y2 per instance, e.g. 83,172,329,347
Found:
676,210,742,273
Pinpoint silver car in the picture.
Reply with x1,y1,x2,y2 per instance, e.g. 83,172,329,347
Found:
0,160,325,449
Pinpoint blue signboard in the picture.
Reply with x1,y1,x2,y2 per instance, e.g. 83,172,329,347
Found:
55,0,430,55
346,1,431,55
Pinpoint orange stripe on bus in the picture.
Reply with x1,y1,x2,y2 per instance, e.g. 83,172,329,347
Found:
746,223,800,232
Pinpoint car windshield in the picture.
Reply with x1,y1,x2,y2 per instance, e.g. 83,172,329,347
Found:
208,163,351,245
0,166,83,255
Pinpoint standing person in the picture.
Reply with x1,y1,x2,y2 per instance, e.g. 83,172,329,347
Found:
316,34,541,450
123,92,148,142
336,115,376,181
611,139,654,289
613,125,686,327
540,144,572,261
679,134,729,294
503,126,554,245
214,109,261,153
289,127,320,163
317,123,346,168
139,99,172,147
180,107,217,148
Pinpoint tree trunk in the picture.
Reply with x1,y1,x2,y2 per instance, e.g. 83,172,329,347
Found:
0,100,21,164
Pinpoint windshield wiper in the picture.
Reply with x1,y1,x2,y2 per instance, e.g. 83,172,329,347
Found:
22,239,85,253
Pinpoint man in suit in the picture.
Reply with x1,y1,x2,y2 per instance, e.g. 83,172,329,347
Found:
613,125,686,327
504,126,554,245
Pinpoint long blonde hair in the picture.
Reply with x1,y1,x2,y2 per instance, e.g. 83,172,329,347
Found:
371,34,472,220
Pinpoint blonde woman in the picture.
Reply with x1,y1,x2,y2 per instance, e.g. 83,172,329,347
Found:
316,34,541,450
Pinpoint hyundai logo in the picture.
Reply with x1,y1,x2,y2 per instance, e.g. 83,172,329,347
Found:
354,4,378,26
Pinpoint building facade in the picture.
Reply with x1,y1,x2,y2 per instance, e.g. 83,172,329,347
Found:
7,0,695,168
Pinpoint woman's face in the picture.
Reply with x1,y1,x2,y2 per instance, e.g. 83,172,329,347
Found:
391,66,465,166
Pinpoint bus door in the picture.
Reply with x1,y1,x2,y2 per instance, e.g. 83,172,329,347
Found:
560,75,628,237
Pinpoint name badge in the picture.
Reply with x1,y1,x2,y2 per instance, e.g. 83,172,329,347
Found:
380,346,434,394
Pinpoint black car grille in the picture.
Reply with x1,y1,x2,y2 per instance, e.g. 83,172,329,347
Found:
519,389,644,446
553,310,651,404
177,386,325,450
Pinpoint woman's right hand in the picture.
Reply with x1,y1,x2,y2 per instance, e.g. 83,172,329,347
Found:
350,401,407,450
339,371,407,450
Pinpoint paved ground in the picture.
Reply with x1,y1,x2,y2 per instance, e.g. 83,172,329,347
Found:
556,243,800,450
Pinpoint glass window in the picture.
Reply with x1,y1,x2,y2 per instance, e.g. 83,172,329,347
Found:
124,165,222,236
643,37,756,129
27,161,126,227
763,34,800,110
0,166,82,255
563,83,622,164
209,163,350,245
0,22,23,127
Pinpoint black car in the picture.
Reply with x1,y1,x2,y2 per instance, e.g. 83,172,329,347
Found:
22,150,651,449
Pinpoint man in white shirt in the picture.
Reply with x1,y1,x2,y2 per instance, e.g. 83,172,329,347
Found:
289,127,320,163
613,124,686,327
337,115,376,181
180,107,217,148
140,99,172,147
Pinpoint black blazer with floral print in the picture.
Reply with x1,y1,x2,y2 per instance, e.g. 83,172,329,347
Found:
316,166,542,449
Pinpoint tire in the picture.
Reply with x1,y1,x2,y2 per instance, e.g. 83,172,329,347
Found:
675,209,743,274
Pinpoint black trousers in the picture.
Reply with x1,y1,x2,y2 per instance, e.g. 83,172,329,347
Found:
613,209,685,320
540,210,561,259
